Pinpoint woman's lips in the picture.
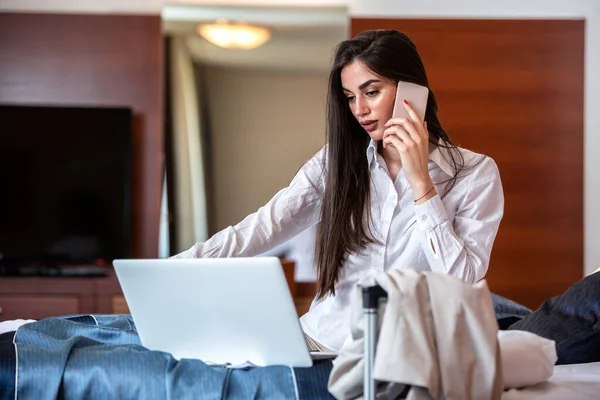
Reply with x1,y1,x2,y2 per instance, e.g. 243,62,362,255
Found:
361,120,377,133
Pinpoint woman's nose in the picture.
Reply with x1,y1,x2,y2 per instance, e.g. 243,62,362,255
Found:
353,99,369,117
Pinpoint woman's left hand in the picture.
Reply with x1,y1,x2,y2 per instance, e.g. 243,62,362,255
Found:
383,100,434,198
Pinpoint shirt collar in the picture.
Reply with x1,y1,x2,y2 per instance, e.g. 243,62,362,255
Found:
366,139,379,169
366,138,456,177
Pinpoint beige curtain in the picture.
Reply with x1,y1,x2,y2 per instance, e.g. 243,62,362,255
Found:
170,35,209,252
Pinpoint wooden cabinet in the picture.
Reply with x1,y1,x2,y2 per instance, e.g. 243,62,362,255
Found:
0,274,120,321
0,295,81,320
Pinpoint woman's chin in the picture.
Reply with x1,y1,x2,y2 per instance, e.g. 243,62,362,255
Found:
367,130,384,141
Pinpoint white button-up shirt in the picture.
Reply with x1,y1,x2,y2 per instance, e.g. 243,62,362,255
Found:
173,139,504,351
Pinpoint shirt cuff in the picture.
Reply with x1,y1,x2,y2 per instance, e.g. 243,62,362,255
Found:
413,194,449,231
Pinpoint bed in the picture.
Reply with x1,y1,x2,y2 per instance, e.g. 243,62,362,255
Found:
2,271,600,399
2,313,600,400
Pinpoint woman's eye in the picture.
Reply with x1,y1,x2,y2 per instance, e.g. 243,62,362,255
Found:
366,90,379,97
346,96,355,103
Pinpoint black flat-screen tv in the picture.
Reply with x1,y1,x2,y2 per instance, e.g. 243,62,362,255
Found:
0,104,133,270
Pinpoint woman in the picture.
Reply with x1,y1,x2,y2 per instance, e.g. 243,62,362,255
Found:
173,29,504,351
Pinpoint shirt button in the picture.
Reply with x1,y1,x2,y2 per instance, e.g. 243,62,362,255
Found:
420,215,428,222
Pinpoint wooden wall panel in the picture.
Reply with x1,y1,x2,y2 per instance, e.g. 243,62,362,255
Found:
352,19,584,308
0,13,163,258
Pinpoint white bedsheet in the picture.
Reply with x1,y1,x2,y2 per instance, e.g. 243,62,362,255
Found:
503,362,600,400
0,319,35,335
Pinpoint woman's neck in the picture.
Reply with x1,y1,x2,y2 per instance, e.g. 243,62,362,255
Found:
378,141,402,181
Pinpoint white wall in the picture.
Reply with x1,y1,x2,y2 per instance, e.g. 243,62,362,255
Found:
0,0,162,14
0,0,346,14
202,66,327,231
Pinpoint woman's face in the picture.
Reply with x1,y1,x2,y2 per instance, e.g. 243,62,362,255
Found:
340,60,397,141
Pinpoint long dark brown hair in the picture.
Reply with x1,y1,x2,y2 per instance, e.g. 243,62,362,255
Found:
315,29,465,299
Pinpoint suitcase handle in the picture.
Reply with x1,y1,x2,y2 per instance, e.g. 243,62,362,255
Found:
362,285,388,309
362,285,388,400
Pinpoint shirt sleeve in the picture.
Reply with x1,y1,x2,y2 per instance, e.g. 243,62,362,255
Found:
413,157,504,284
171,146,327,259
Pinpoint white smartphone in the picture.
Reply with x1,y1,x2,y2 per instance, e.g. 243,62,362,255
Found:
392,81,429,124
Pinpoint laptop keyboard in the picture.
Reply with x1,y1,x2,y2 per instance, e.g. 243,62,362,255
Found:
304,333,329,352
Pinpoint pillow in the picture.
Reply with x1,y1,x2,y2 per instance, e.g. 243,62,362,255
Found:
507,271,600,365
498,330,557,389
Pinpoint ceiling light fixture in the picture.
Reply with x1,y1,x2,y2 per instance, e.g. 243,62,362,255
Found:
197,20,271,50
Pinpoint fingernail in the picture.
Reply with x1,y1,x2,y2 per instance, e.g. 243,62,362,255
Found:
403,100,408,105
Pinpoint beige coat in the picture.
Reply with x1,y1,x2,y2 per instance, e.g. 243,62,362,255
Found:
328,269,503,400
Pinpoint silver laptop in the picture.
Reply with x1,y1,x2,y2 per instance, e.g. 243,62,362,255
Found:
113,257,313,367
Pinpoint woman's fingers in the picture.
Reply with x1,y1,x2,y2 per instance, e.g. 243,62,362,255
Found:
383,119,422,145
403,101,428,141
383,126,416,151
382,134,406,152
402,100,421,125
385,117,421,144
